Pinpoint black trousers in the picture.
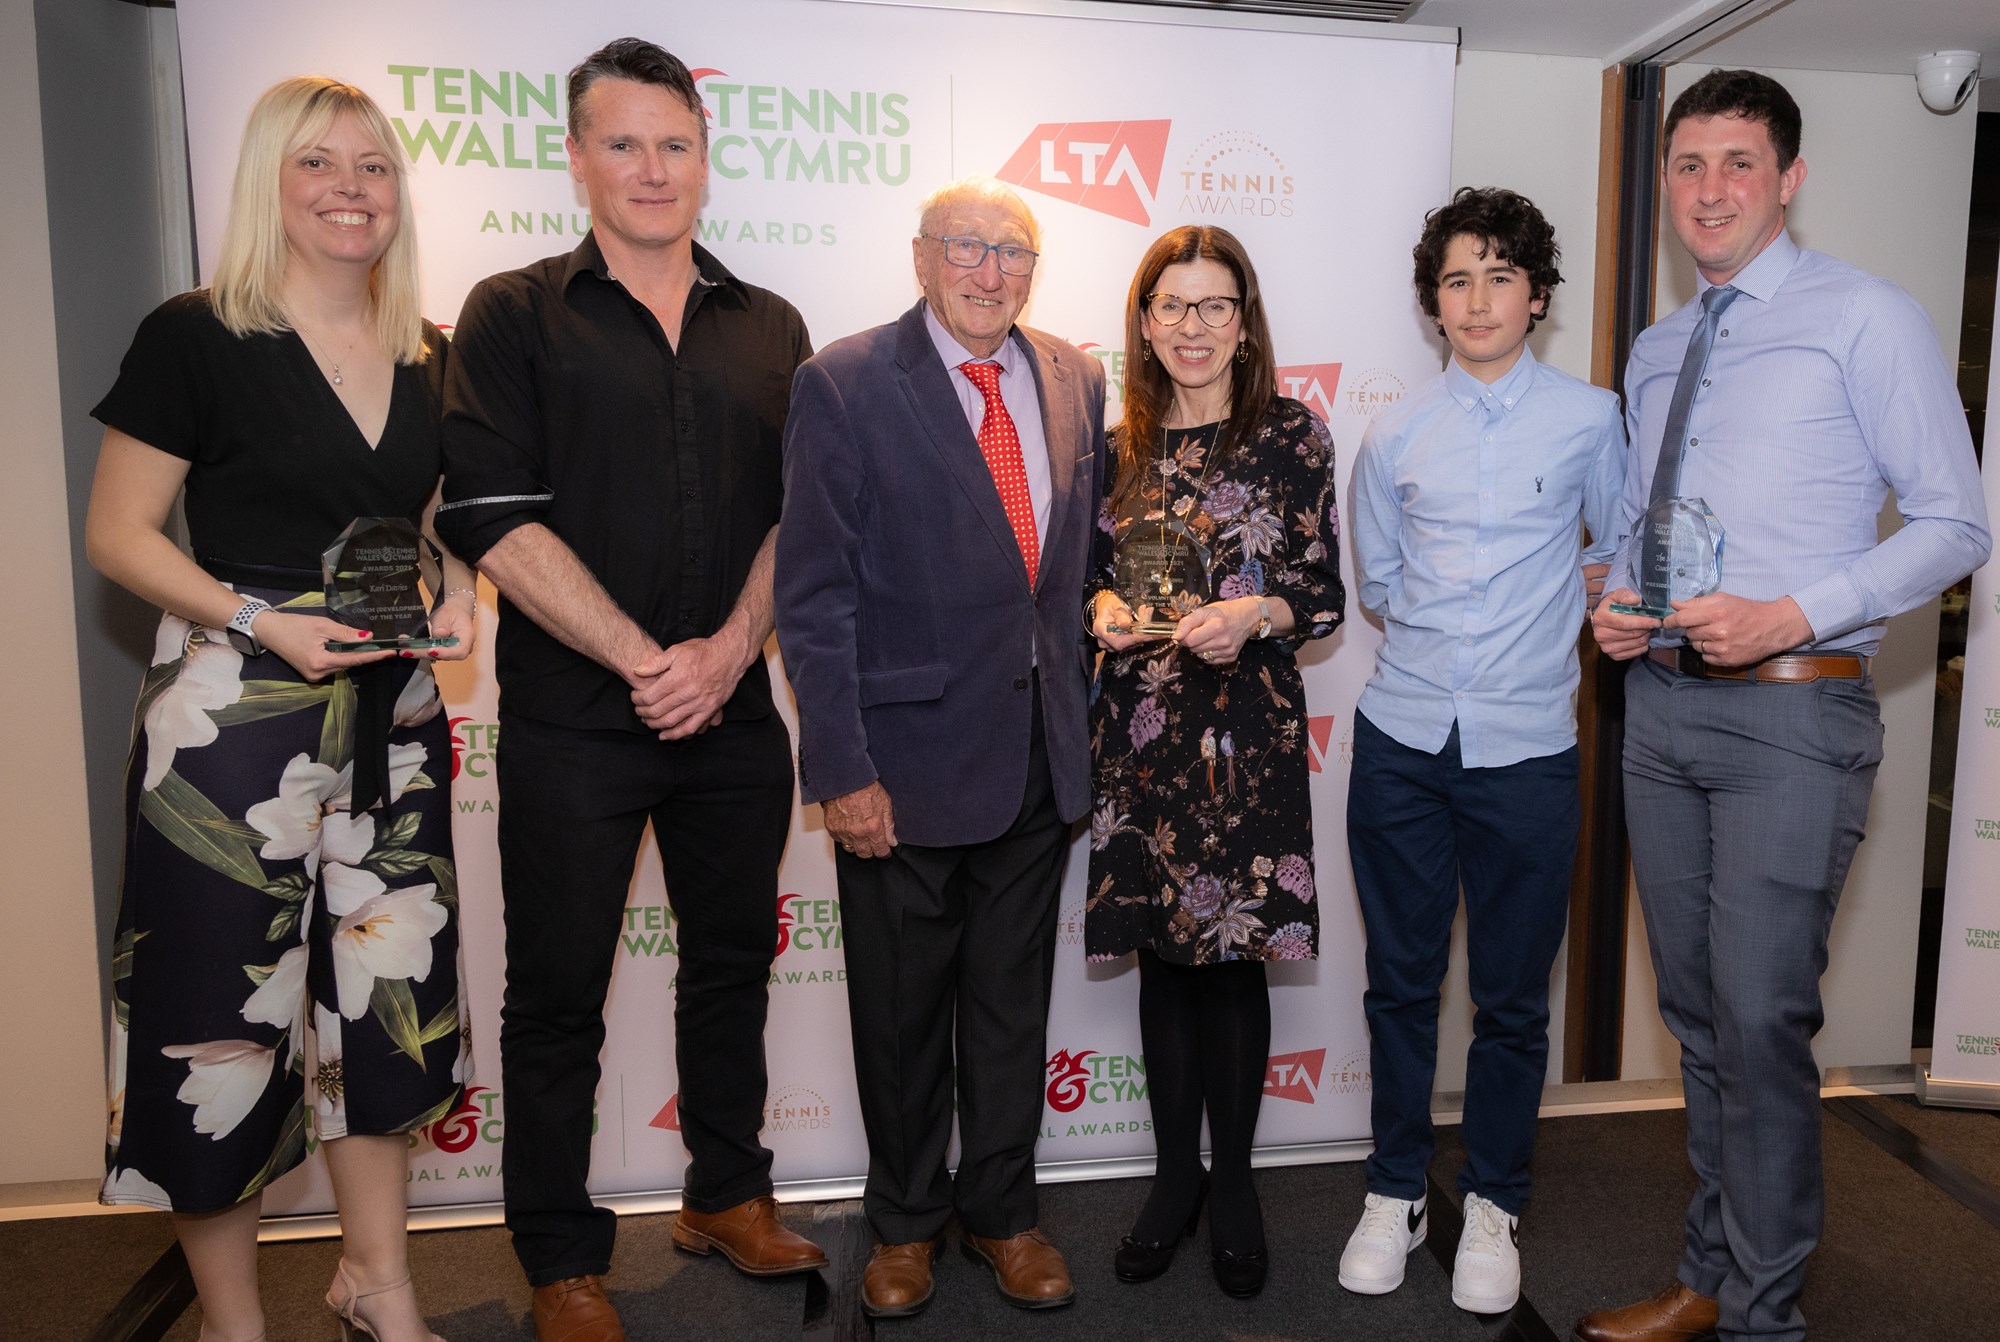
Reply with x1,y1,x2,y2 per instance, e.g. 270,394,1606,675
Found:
836,685,1068,1243
496,710,792,1285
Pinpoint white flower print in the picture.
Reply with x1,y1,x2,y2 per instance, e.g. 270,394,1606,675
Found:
392,665,443,727
308,1003,347,1133
331,885,449,1020
102,1165,174,1209
141,617,244,789
318,812,384,918
246,745,429,869
241,942,310,1062
160,1039,275,1140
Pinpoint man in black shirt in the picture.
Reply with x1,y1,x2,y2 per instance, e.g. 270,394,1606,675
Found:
437,38,824,1342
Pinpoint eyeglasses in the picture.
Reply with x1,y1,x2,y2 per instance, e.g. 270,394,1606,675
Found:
1145,293,1242,328
923,234,1040,276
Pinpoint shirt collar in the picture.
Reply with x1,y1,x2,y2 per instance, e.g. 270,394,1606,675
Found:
1699,227,1798,306
923,301,1024,376
1443,341,1538,415
562,232,738,297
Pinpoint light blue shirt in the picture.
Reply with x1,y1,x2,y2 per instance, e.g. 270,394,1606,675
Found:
1609,231,1990,655
1353,346,1626,768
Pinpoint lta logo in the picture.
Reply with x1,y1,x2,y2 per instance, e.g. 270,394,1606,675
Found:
650,1093,681,1132
995,120,1171,225
1264,1048,1325,1104
423,1085,500,1154
1278,364,1343,424
1304,715,1346,774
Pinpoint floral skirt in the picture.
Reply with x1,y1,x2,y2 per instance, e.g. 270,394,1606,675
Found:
101,588,467,1213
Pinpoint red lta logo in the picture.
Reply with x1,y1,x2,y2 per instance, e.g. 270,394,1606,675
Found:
995,121,1170,225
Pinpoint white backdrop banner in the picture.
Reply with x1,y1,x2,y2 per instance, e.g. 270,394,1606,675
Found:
1927,268,2000,1104
173,0,1455,1214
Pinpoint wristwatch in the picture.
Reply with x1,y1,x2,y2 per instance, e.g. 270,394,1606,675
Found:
1253,598,1273,640
225,597,272,655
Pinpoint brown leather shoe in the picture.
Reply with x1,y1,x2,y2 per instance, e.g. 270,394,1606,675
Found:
671,1195,830,1276
962,1228,1076,1309
862,1239,942,1318
529,1275,625,1342
1574,1280,1720,1342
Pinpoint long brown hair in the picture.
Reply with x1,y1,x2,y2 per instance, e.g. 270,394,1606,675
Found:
1114,225,1277,503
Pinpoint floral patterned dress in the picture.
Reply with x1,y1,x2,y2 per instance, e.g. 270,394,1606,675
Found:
93,295,466,1213
1085,399,1344,965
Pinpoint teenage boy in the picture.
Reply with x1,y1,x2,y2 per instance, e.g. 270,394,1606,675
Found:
1337,187,1625,1314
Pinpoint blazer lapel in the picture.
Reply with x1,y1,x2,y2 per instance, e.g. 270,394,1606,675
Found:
1023,331,1079,591
894,302,1033,586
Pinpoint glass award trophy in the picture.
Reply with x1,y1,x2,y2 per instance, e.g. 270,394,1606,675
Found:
321,517,460,652
1609,497,1725,619
1111,519,1213,637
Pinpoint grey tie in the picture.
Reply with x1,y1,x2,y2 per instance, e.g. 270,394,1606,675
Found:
1646,283,1740,509
1636,284,1739,603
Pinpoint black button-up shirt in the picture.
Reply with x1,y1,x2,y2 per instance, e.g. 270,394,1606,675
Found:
438,234,811,732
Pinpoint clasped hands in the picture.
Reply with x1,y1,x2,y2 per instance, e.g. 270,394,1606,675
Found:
1091,591,1262,666
629,627,752,739
1592,586,1813,668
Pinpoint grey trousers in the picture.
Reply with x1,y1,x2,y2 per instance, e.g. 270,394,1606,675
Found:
1623,657,1883,1342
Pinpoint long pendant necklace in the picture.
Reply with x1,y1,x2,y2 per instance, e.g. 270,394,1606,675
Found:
1153,417,1224,601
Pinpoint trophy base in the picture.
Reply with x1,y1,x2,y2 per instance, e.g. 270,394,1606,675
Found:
1607,600,1670,619
324,635,462,653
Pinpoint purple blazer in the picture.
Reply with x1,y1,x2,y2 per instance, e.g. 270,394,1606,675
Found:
775,301,1108,847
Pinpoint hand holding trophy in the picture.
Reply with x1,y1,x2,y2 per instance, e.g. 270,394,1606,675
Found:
321,516,462,652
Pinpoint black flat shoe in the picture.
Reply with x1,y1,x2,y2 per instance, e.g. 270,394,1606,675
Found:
1210,1246,1268,1298
1113,1181,1207,1283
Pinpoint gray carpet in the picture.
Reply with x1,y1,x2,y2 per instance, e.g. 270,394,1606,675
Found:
19,1099,2000,1341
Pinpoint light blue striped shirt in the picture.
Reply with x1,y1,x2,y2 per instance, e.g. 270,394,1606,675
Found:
1609,231,1990,655
1353,346,1627,768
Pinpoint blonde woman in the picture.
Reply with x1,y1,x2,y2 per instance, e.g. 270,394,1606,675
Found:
86,76,470,1342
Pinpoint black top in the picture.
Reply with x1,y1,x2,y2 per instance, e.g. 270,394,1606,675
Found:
92,291,448,575
437,234,812,732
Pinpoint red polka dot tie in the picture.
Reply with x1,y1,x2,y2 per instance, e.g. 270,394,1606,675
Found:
958,360,1039,589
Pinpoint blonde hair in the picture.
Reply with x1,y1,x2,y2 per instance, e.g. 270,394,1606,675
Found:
917,175,1041,250
210,76,430,365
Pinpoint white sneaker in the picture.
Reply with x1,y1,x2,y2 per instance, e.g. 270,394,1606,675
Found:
1451,1192,1520,1313
1337,1191,1426,1294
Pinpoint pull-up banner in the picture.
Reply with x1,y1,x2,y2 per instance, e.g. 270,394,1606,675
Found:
172,0,1456,1215
1923,270,2000,1110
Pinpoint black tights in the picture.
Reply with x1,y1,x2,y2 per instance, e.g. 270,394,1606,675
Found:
1132,949,1270,1253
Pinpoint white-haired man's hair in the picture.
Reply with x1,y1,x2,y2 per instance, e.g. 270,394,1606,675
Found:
916,175,1040,249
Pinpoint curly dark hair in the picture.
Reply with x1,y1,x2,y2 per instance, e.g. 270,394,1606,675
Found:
567,37,706,145
1664,69,1801,170
1411,187,1561,335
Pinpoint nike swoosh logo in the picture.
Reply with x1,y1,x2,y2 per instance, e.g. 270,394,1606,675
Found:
1509,1220,1519,1246
1407,1203,1424,1235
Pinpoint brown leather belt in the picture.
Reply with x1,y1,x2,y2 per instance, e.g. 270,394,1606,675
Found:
1647,646,1868,683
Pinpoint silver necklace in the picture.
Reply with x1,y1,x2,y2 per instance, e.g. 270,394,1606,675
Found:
295,322,363,386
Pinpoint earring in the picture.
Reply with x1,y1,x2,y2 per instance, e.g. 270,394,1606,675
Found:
1235,343,1249,364
1142,345,1152,361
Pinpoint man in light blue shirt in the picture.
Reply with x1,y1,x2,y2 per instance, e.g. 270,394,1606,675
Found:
1585,71,1989,1342
1338,187,1624,1316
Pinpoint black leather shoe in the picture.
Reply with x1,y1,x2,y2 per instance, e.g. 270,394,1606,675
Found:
1113,1181,1207,1283
1210,1246,1268,1298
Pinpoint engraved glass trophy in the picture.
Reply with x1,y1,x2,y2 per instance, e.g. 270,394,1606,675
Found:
1111,519,1214,637
321,517,459,652
1609,497,1725,619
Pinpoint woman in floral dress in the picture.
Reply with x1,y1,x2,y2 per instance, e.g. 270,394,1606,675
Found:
1085,226,1343,1297
85,78,470,1342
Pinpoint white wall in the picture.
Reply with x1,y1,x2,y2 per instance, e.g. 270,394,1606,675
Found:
0,1,112,1186
1432,49,1608,1093
1620,65,1981,1082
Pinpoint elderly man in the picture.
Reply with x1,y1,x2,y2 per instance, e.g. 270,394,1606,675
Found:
776,176,1106,1317
1584,70,1988,1342
439,38,826,1342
